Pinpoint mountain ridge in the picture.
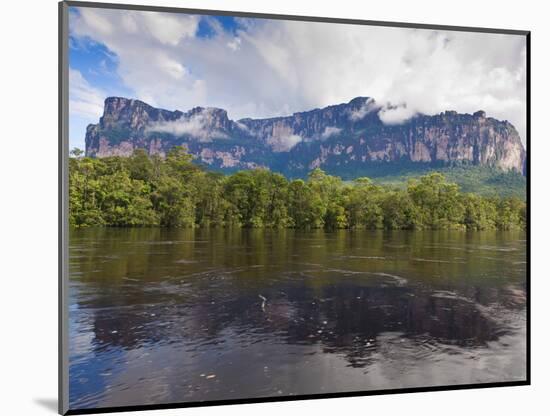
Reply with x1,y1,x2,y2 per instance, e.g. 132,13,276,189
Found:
85,96,526,177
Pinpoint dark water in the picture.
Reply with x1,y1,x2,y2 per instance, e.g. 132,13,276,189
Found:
69,229,527,410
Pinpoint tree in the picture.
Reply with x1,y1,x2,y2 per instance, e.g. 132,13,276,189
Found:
496,197,526,230
462,193,497,230
407,173,464,229
70,148,84,158
127,149,154,182
151,175,195,227
288,179,325,229
69,156,106,227
68,150,525,231
307,168,346,228
346,178,383,229
381,191,418,229
194,172,229,227
98,171,158,226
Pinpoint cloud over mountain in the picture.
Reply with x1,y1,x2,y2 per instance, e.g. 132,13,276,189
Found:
69,7,527,145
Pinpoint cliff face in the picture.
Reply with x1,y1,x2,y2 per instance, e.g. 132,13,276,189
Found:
85,96,526,175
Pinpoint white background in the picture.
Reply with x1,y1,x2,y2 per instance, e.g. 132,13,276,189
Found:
0,0,547,415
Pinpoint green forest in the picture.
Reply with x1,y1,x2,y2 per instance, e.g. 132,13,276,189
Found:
69,147,526,230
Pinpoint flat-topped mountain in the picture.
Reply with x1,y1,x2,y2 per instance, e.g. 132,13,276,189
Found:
85,96,526,176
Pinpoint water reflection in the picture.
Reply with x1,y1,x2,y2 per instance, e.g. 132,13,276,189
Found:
69,229,527,410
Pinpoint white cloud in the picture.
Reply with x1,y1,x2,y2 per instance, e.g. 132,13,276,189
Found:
348,98,378,121
79,8,113,35
70,8,201,110
121,13,138,33
68,67,105,119
227,37,241,51
378,104,418,125
234,121,251,133
321,126,342,140
267,134,302,152
146,109,226,141
70,7,527,144
156,54,187,79
141,11,198,46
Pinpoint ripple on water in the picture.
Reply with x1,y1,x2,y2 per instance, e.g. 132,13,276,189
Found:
412,258,465,264
68,229,527,408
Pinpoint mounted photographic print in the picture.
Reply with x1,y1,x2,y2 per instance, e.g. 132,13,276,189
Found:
59,1,530,414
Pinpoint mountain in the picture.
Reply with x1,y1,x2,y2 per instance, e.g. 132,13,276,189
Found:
85,96,526,177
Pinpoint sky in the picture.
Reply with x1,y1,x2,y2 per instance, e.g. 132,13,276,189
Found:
68,6,527,150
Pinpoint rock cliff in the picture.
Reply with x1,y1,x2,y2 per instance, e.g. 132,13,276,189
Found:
85,96,526,176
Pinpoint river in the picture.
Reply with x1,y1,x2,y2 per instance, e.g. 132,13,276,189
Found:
68,228,527,410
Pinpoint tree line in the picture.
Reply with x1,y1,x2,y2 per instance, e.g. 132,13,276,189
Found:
69,147,526,230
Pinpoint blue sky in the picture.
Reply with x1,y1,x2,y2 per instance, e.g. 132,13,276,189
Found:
68,8,245,149
68,6,527,150
69,34,131,150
